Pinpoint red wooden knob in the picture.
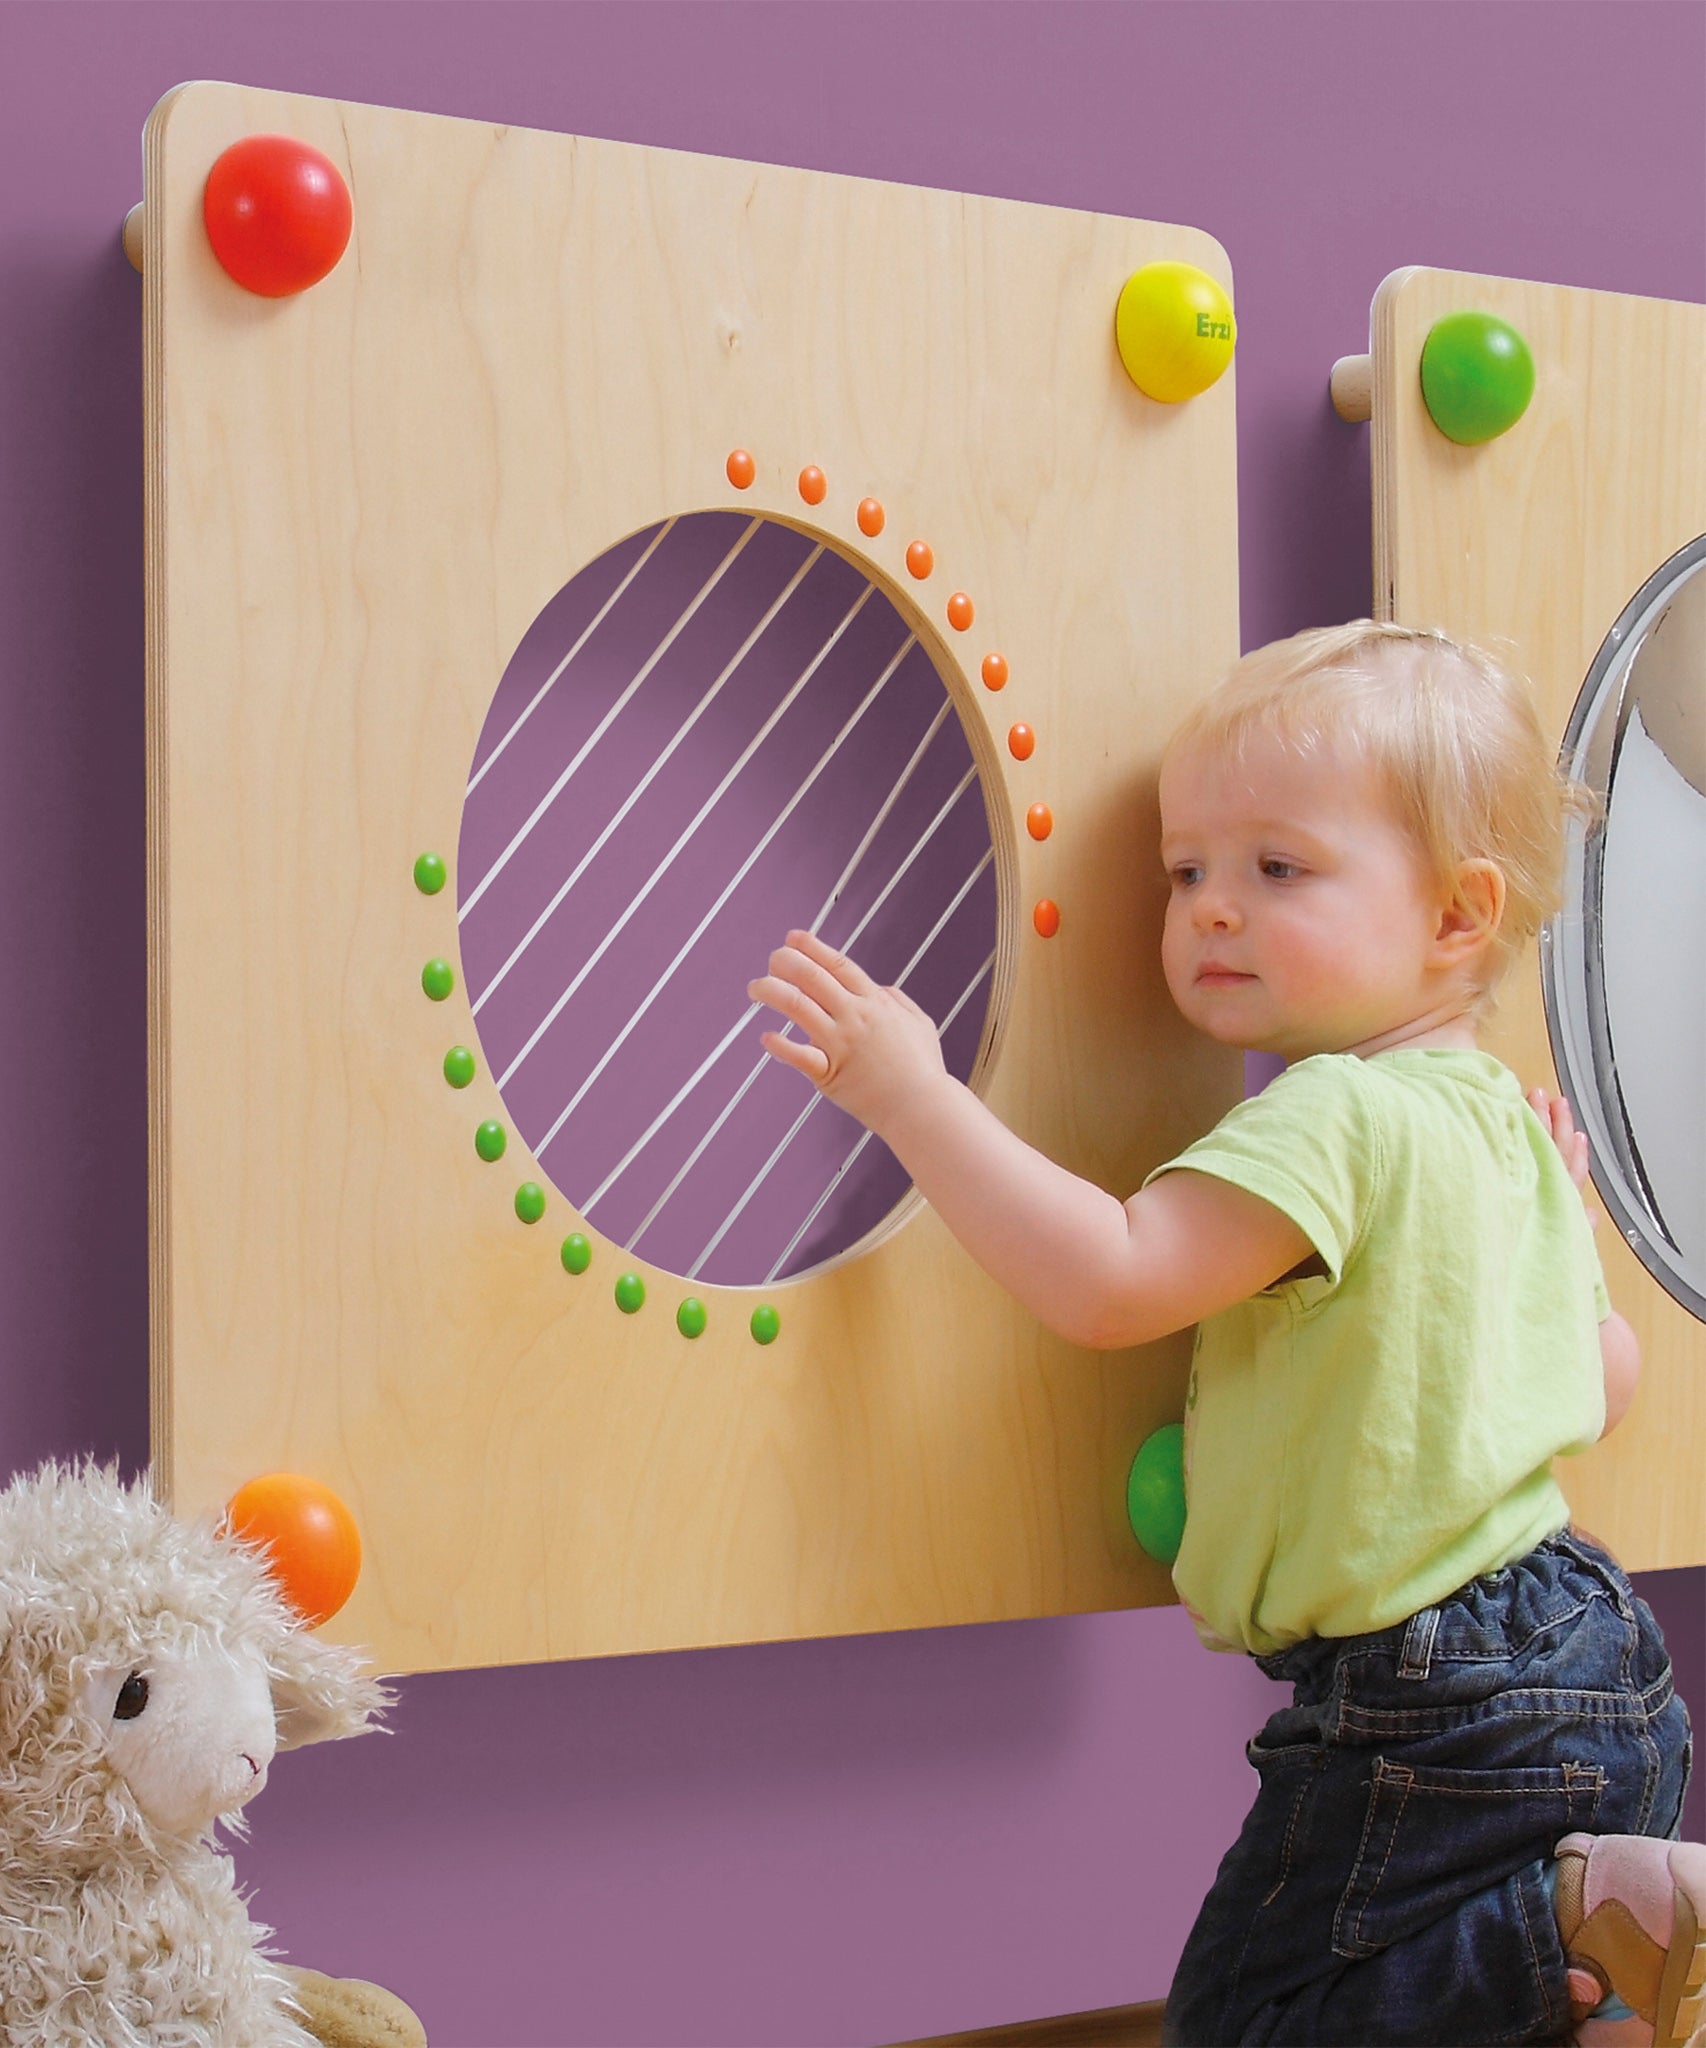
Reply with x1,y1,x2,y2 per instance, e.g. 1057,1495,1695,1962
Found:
204,135,352,298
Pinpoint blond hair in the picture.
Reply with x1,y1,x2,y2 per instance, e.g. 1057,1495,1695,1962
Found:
1165,620,1591,1007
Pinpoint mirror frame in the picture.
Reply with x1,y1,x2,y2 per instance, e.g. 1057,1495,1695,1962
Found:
1542,530,1706,1325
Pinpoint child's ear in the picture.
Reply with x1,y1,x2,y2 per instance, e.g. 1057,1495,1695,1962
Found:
1434,859,1506,963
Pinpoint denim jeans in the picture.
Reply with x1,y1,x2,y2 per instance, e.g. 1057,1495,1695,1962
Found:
1163,1528,1694,2046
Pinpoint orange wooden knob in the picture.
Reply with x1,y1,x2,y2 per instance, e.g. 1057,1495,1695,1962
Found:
1033,899,1061,938
726,449,756,490
226,1473,362,1627
1008,722,1036,761
1027,802,1054,841
798,465,827,505
857,497,885,537
905,540,934,579
946,592,974,631
981,652,1009,691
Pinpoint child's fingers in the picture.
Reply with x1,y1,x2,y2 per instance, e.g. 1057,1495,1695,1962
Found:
1529,1087,1594,1193
759,1029,831,1083
785,927,880,999
764,942,858,1021
747,971,834,1044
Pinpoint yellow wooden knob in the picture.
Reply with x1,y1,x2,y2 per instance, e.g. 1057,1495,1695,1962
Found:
1115,261,1236,403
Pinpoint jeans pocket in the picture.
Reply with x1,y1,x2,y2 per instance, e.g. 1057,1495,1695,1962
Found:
1332,1757,1604,1960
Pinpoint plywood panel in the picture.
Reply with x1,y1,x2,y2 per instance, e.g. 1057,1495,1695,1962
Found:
1369,265,1705,1569
144,82,1243,1671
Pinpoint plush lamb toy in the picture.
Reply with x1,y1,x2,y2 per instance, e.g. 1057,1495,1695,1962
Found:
0,1459,426,2047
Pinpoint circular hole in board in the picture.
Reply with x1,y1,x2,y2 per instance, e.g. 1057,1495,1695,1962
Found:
457,510,1001,1287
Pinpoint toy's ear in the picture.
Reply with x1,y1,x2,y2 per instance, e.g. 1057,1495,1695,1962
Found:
268,1630,390,1751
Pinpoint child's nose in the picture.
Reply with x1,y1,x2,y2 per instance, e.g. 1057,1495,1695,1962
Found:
1193,886,1241,932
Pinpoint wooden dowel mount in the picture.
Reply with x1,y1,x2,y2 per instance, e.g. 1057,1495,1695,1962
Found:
1331,353,1373,422
123,204,145,274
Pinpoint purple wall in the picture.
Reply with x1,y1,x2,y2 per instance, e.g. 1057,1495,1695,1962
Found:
0,5,1699,2042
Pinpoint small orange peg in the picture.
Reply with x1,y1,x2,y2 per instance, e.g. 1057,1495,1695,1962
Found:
226,1472,362,1628
1033,899,1061,939
798,465,827,505
857,497,885,537
905,540,934,579
726,449,756,490
981,652,1009,692
1027,802,1054,841
1008,722,1036,761
946,592,974,631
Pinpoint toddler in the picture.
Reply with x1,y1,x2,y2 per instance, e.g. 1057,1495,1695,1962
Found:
751,622,1702,2046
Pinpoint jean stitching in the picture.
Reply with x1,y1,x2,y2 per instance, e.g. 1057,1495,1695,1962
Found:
1224,1766,1317,2025
1333,1760,1407,1958
1256,1758,1317,1910
1336,1677,1672,1739
1398,1607,1437,1679
1498,1858,1558,2044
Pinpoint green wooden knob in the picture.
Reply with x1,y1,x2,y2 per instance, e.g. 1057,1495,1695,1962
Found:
1419,312,1535,446
749,1303,780,1346
1126,1422,1187,1565
560,1233,592,1276
474,1119,506,1162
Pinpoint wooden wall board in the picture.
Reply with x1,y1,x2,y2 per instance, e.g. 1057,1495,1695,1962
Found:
143,83,1243,1672
1368,264,1705,1570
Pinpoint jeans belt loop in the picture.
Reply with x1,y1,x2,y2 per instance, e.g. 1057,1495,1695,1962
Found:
1399,1606,1439,1680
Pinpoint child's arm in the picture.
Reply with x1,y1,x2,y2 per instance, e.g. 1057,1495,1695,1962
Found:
751,930,1313,1349
1529,1088,1642,1436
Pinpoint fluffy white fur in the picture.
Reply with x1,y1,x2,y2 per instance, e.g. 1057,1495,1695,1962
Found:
0,1460,390,2046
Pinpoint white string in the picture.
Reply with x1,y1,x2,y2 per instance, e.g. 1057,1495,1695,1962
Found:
762,946,996,1282
495,585,886,1093
527,622,919,1151
465,518,677,799
602,757,980,1246
471,540,828,1017
460,517,764,921
684,848,994,1279
580,704,955,1220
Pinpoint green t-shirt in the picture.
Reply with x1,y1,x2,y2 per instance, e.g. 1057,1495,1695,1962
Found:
1145,1048,1609,1656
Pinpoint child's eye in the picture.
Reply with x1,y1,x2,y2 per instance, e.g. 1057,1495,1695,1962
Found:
1169,864,1203,888
1259,859,1302,880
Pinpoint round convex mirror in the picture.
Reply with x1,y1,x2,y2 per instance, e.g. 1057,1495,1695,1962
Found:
1543,532,1706,1323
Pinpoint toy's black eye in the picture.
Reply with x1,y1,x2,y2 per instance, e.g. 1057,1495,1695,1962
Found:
113,1671,150,1721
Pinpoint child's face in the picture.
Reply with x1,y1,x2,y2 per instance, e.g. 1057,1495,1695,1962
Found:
1158,730,1460,1059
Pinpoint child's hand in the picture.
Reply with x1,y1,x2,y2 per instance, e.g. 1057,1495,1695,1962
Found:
749,929,947,1136
1529,1088,1599,1228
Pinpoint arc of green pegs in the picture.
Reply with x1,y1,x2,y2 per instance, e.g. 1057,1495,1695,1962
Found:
515,1182,545,1224
422,957,455,1001
475,1119,507,1162
750,1303,780,1345
414,851,448,895
561,1233,592,1275
615,1271,646,1315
